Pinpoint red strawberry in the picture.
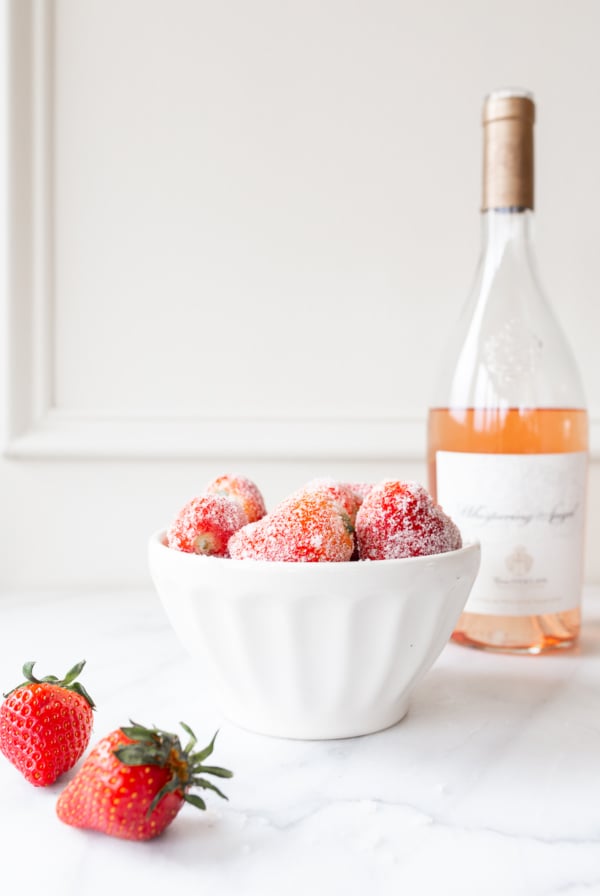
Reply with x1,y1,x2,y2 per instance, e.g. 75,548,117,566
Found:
167,494,247,556
0,660,95,786
205,473,267,524
56,721,232,841
355,479,462,560
229,490,355,562
298,478,362,525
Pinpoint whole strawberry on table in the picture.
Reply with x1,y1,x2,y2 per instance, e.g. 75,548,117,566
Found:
0,659,95,786
57,721,233,840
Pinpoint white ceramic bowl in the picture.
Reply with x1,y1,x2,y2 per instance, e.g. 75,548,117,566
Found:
149,531,480,740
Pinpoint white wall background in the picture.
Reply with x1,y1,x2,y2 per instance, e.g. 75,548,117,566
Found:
2,0,600,589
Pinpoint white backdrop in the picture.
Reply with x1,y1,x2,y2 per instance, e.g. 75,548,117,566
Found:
2,0,600,589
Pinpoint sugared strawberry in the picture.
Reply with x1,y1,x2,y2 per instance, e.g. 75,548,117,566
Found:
205,473,267,524
167,494,247,556
300,478,362,525
229,491,354,562
0,660,95,786
56,721,232,841
355,479,462,560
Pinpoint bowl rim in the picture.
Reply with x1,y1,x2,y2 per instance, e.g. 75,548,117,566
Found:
149,529,480,573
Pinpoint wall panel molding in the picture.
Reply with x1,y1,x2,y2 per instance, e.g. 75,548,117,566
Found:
1,0,428,462
3,1,599,463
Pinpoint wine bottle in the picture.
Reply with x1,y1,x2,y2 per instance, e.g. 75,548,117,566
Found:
427,89,588,653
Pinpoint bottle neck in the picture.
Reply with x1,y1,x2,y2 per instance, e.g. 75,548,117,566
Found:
480,208,536,268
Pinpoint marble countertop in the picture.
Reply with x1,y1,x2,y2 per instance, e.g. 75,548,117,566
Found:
1,587,599,896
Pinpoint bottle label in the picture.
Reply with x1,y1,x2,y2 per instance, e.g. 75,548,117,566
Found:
436,451,587,616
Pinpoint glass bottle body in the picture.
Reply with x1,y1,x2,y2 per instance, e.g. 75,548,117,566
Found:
428,211,588,653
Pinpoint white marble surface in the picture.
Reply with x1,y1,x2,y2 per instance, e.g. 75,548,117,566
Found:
1,587,599,896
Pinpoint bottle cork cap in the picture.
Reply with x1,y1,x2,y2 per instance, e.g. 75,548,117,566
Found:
482,88,535,211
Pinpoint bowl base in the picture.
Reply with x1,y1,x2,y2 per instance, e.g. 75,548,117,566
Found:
219,698,411,741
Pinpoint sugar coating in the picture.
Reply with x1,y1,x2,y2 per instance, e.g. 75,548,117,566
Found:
355,480,462,560
167,494,247,556
298,478,361,524
228,491,354,562
345,482,374,506
205,473,267,524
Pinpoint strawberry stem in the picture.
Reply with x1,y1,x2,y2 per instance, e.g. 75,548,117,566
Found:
113,721,233,817
3,660,96,709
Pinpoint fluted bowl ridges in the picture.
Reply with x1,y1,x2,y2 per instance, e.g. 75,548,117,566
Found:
149,531,480,740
